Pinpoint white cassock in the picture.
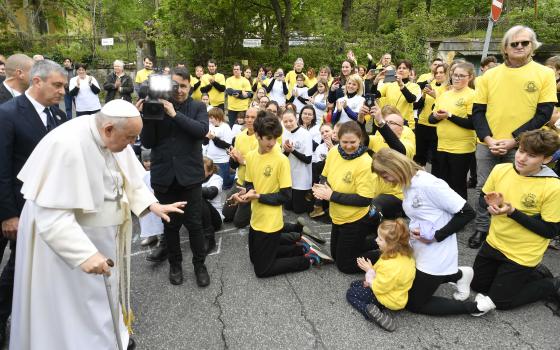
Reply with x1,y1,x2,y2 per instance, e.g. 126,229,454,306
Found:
10,115,157,350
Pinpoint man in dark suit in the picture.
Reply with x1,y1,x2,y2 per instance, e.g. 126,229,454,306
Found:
0,59,68,345
0,54,34,105
139,67,210,287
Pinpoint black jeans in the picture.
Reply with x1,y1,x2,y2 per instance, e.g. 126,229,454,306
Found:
414,124,438,169
471,242,556,310
248,228,310,278
330,213,380,274
155,180,206,267
433,151,472,200
406,269,478,315
0,239,15,324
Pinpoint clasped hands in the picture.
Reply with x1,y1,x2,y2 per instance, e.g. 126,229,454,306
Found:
228,187,259,204
312,183,333,201
485,191,514,216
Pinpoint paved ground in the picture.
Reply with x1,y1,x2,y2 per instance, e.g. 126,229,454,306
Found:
126,189,560,350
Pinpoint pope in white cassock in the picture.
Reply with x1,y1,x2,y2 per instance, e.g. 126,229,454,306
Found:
9,100,185,350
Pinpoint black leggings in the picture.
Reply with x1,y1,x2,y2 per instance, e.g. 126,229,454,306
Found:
331,214,380,274
414,123,438,168
433,151,473,200
471,242,557,310
406,269,478,315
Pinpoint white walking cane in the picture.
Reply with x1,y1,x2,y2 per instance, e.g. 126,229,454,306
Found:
104,259,124,350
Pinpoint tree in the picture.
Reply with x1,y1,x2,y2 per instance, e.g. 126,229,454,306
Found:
270,0,292,58
341,0,353,31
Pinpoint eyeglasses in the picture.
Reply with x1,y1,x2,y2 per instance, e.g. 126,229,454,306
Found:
386,120,403,127
509,40,531,48
452,74,469,80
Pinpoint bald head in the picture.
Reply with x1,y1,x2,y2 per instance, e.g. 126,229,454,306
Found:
5,54,33,78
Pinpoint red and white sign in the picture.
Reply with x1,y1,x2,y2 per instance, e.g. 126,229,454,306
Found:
491,0,505,22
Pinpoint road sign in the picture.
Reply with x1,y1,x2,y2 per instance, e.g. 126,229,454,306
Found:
243,39,261,48
491,0,504,22
101,38,114,46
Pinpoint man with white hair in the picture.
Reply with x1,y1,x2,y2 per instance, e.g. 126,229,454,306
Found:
10,99,185,350
104,59,134,103
0,54,34,104
470,25,558,249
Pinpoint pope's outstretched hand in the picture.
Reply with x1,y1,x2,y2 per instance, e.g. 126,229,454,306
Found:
149,201,187,223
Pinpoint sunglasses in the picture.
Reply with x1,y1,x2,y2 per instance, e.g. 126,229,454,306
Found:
509,40,530,48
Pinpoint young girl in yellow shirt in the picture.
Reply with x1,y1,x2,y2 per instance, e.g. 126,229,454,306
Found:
346,219,416,332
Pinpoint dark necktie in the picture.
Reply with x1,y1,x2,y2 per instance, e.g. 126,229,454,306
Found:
44,107,56,132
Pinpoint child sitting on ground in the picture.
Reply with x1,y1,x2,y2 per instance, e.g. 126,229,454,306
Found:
346,219,416,332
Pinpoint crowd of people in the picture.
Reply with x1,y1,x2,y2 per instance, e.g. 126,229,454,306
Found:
0,24,559,349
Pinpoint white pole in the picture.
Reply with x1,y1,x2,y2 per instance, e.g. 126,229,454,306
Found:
481,18,494,61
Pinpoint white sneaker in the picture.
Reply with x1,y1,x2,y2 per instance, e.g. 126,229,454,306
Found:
453,266,474,301
471,293,496,316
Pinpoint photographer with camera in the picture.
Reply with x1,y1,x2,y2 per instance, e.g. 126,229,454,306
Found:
138,67,210,287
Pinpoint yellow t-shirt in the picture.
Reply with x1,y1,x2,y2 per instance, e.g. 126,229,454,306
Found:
434,87,476,154
367,125,416,159
245,148,292,233
417,82,448,127
201,73,226,106
416,72,433,84
307,77,318,88
190,76,202,101
483,163,560,267
373,253,416,310
379,81,421,130
474,61,558,140
134,68,153,84
372,173,403,200
226,76,252,111
322,147,374,225
234,129,258,186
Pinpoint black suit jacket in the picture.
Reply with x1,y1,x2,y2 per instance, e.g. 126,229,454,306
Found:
140,97,209,191
0,94,67,221
0,83,14,105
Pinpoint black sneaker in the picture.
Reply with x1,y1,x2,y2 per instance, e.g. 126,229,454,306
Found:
146,237,168,262
169,264,183,285
195,265,210,287
468,231,486,249
0,320,6,347
127,338,136,350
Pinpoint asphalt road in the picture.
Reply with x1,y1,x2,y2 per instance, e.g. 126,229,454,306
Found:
2,190,559,350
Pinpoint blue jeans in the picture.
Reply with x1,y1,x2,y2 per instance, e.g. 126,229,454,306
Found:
63,94,74,119
216,162,234,190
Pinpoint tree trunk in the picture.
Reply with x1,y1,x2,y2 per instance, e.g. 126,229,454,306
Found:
426,0,432,12
341,0,353,31
373,0,381,33
270,0,292,58
396,0,403,19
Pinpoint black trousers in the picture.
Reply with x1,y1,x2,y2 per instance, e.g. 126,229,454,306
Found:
414,124,438,169
154,180,206,267
371,194,403,219
202,199,222,232
406,269,478,315
471,242,556,310
331,213,380,274
248,228,310,278
433,151,473,200
285,189,312,214
0,239,15,324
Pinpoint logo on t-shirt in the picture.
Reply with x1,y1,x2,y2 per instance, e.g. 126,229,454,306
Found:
524,81,538,93
521,193,537,208
343,171,353,184
455,98,465,107
412,195,422,208
263,165,273,177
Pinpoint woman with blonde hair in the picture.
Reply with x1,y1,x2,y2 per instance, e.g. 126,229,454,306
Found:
331,74,365,125
372,148,496,317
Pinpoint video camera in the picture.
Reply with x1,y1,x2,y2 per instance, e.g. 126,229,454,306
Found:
138,74,179,120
